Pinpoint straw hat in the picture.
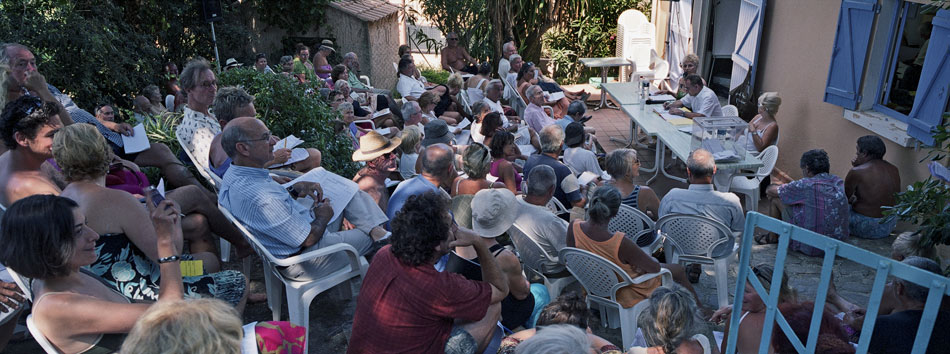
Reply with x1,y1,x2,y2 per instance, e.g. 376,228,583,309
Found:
471,189,518,238
352,131,401,161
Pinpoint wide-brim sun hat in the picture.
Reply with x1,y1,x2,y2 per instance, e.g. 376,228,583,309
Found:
471,189,518,238
352,131,402,161
421,120,453,147
225,58,243,68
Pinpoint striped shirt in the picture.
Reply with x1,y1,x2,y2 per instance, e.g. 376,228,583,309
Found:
47,85,124,147
218,165,311,258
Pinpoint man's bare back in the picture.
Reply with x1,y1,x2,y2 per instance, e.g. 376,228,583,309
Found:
846,159,900,218
0,154,61,206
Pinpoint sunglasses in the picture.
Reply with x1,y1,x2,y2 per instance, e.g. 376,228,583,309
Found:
752,265,772,288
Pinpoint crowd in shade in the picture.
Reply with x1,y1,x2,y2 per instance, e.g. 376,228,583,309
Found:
0,25,944,354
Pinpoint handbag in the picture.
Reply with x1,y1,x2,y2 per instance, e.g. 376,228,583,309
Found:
105,163,150,195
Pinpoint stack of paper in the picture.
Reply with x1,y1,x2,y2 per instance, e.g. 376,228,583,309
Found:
648,94,676,101
121,124,150,154
372,108,391,119
652,107,679,122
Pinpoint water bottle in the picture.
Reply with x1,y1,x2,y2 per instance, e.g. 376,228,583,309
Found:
639,76,647,111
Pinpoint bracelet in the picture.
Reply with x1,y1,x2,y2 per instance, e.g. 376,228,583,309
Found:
158,255,181,264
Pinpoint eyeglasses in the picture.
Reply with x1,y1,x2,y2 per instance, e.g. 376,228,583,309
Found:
240,131,272,143
200,80,218,89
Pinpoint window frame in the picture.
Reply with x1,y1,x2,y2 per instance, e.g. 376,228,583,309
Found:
871,0,930,122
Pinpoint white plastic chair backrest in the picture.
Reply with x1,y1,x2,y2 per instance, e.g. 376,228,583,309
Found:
508,224,557,272
204,166,223,190
559,247,669,301
607,204,655,247
6,267,32,302
616,10,654,72
26,315,59,354
217,205,282,268
392,62,398,72
176,134,216,184
546,197,569,216
722,105,739,117
655,214,734,257
753,145,779,182
649,49,670,88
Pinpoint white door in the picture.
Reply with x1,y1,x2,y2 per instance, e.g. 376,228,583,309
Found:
729,0,766,95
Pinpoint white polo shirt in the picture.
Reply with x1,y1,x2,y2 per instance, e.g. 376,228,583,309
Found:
396,74,425,100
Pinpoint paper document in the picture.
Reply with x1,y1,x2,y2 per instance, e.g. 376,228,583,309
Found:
652,107,679,122
374,127,392,135
648,94,676,101
577,171,600,185
372,108,391,119
274,135,304,151
546,91,566,101
453,118,472,130
281,167,359,224
268,148,310,169
455,130,472,145
517,144,536,156
669,118,693,126
121,124,150,154
156,178,166,197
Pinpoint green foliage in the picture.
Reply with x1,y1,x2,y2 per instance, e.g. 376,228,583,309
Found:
409,0,650,83
251,0,334,35
419,68,450,86
218,68,359,177
884,121,950,248
543,0,649,84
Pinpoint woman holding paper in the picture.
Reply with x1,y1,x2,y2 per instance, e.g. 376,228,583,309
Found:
52,124,248,306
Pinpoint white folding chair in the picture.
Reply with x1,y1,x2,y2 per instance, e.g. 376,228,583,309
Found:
27,315,59,354
508,224,577,298
559,247,672,349
728,145,779,212
176,135,236,263
607,204,662,254
217,205,367,353
657,214,738,308
722,105,739,117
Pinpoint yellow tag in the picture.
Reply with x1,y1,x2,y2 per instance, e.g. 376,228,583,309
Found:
180,260,204,277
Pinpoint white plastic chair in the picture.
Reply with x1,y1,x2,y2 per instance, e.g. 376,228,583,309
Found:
616,9,655,82
508,223,577,298
546,197,570,217
656,214,738,308
649,49,670,90
218,206,368,353
27,315,59,354
177,135,236,263
607,204,662,254
728,145,778,213
558,247,672,349
722,105,739,117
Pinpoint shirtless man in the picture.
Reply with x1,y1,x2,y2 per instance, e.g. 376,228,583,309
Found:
0,95,62,207
845,135,901,239
441,32,478,74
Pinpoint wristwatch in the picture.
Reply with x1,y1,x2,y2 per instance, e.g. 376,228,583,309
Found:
158,255,181,263
287,186,300,199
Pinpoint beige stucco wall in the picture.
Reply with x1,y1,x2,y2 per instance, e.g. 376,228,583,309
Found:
756,0,930,188
368,14,401,90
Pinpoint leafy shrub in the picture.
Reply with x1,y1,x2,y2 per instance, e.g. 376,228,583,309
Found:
543,0,649,84
419,68,450,86
218,68,359,177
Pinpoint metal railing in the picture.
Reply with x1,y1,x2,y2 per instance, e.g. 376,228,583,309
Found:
725,212,950,354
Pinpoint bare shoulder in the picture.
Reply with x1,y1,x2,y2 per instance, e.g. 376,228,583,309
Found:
7,172,61,199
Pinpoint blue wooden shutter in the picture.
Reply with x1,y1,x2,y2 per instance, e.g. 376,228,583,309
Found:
729,0,766,96
907,9,950,146
823,0,877,109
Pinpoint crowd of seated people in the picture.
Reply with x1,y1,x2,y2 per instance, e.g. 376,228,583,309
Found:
0,30,945,354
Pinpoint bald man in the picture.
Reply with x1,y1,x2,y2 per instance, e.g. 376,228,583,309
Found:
658,149,744,233
218,117,389,280
387,143,456,221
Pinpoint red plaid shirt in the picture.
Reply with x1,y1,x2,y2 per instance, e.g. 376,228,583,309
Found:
347,246,492,354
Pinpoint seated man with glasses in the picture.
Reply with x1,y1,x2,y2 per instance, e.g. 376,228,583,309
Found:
441,32,479,74
218,116,389,281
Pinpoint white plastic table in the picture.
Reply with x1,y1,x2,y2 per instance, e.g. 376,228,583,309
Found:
580,57,633,109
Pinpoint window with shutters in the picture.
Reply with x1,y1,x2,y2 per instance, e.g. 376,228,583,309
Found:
824,0,949,146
